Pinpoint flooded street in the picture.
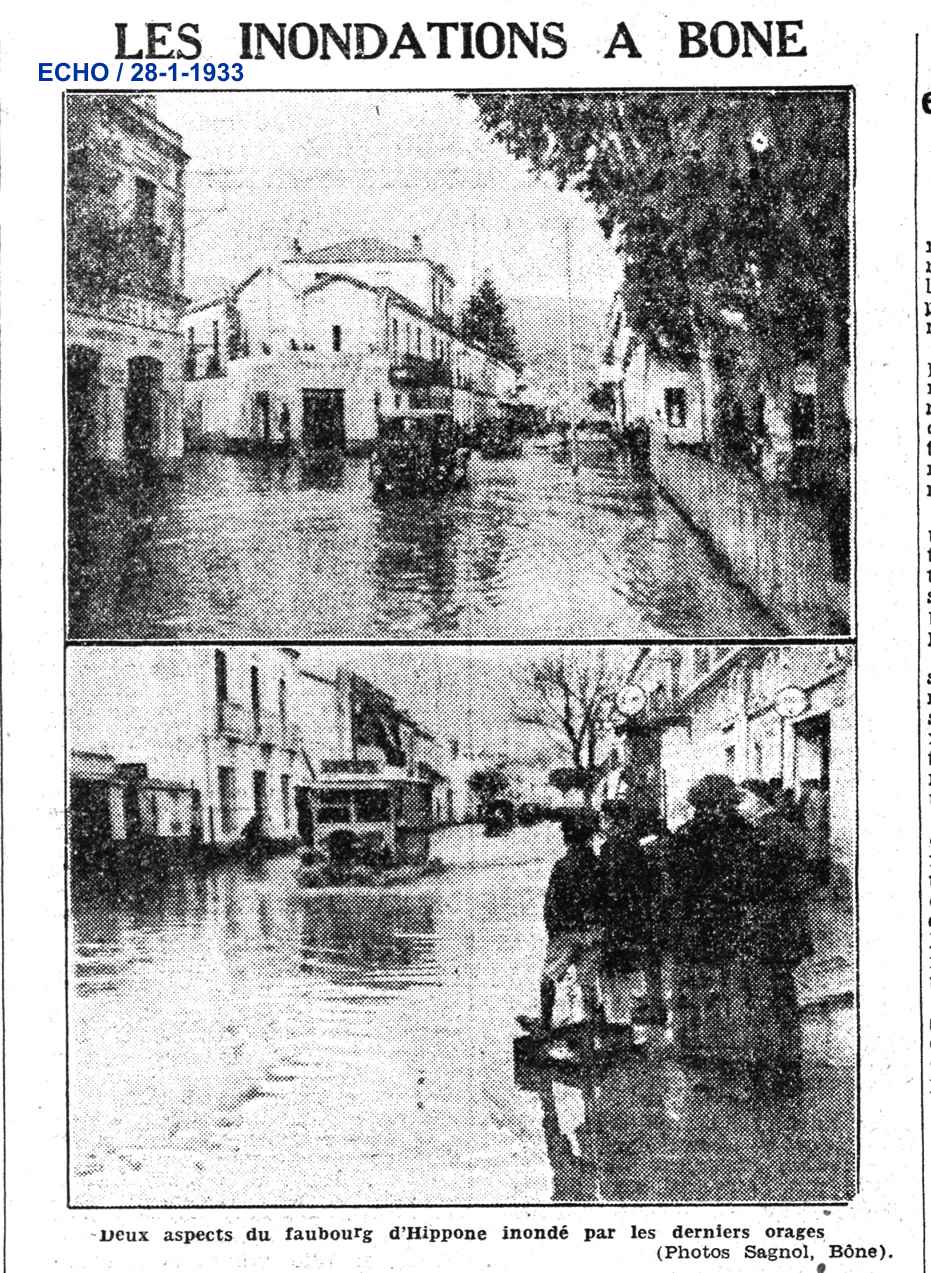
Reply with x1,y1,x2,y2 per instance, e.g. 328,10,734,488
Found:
69,433,778,640
70,823,854,1206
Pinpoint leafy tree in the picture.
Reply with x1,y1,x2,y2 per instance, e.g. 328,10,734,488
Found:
67,97,176,311
462,91,850,475
460,276,522,370
467,765,512,814
588,381,615,415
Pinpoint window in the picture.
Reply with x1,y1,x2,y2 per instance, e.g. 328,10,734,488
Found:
694,647,710,678
431,334,437,360
332,324,342,353
664,387,686,429
214,649,228,705
392,318,398,351
218,766,236,835
135,176,156,230
355,789,391,823
416,327,422,356
318,790,352,823
250,665,261,730
253,770,267,823
187,326,194,347
405,323,411,354
278,677,287,730
212,319,220,356
281,775,291,828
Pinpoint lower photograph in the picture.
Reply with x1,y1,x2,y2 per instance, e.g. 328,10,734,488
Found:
65,642,855,1206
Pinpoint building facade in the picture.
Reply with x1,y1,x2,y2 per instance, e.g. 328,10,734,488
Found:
68,650,459,853
617,644,854,892
182,236,520,452
66,94,188,471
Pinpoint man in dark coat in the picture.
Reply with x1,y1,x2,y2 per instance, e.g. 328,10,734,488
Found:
666,774,753,1070
600,799,659,1035
521,808,604,1036
738,779,815,1091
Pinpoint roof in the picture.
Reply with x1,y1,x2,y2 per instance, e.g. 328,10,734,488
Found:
284,236,454,281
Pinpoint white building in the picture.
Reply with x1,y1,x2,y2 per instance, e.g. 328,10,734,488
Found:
183,235,520,452
68,650,459,851
68,647,332,847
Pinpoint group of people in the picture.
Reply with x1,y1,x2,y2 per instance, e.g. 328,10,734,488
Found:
527,773,818,1097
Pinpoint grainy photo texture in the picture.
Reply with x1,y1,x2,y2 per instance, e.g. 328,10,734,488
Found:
65,89,852,640
67,643,855,1205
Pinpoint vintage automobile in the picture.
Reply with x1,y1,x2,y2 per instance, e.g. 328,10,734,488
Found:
479,417,523,460
295,769,434,887
369,409,470,498
298,443,345,487
483,797,516,837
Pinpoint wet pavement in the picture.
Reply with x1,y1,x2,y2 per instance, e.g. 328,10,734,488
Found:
70,823,854,1206
68,433,779,640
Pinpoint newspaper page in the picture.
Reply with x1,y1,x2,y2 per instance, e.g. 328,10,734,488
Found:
0,1,925,1269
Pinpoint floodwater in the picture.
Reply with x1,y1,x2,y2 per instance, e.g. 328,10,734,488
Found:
69,823,855,1206
68,433,778,639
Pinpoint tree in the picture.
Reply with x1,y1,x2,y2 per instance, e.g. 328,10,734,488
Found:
460,276,522,370
510,652,618,804
467,765,512,814
462,91,850,476
588,381,615,416
67,97,176,311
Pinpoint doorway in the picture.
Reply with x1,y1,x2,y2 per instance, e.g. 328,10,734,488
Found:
794,714,830,795
122,783,142,841
302,388,345,450
125,355,163,461
67,345,102,462
253,770,268,828
254,391,271,445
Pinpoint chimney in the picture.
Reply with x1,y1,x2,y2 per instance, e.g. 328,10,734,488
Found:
412,233,423,255
293,238,302,256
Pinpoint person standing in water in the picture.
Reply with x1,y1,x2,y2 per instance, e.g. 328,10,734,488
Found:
520,808,604,1037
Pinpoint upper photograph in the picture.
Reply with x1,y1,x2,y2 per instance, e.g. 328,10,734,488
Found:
65,89,852,640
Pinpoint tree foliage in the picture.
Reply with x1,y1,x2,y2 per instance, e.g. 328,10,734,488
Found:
467,765,512,812
67,97,176,311
463,90,850,415
460,276,522,370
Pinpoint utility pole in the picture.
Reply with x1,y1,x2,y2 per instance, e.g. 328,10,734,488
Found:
564,216,579,476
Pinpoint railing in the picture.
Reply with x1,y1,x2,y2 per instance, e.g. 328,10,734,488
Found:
217,698,248,740
389,354,453,389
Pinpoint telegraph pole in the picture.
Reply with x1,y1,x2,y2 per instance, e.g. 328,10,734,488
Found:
564,216,579,476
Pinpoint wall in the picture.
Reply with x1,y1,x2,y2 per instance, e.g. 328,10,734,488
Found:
650,431,849,633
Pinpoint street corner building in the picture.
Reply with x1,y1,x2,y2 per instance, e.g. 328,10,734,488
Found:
618,643,854,900
180,234,519,456
65,93,189,475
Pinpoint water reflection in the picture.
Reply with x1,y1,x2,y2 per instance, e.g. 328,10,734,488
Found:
69,830,853,1206
69,435,778,639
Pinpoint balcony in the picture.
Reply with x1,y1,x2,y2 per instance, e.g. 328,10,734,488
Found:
389,354,453,390
217,698,248,740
